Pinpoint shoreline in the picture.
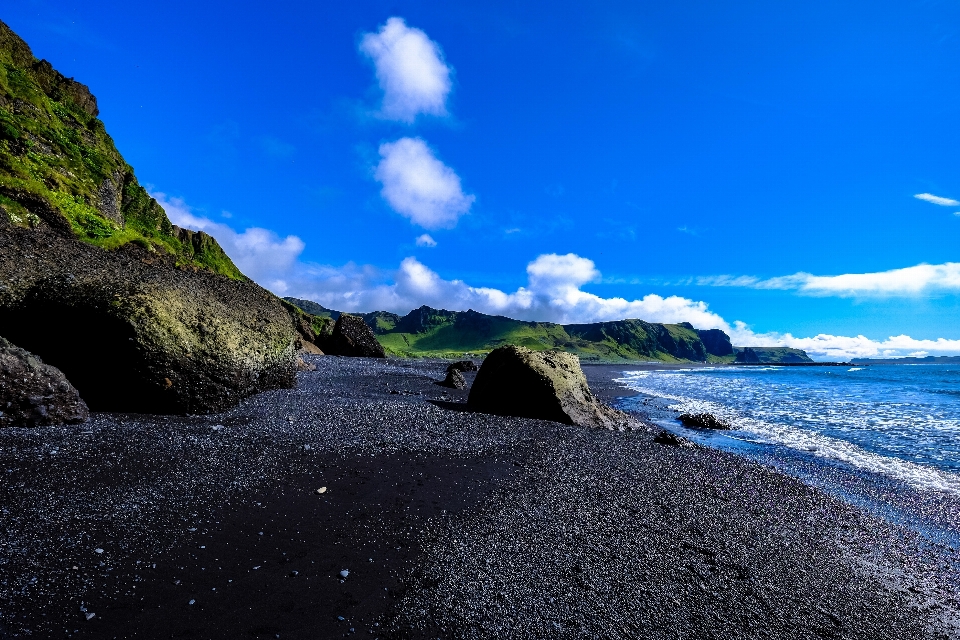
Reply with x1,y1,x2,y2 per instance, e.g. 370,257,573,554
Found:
0,357,956,638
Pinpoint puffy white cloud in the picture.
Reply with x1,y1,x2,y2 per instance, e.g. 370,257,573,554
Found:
415,233,437,247
359,17,452,123
153,192,305,292
375,137,475,229
914,192,959,206
700,262,960,297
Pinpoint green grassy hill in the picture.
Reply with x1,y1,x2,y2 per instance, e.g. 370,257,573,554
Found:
283,299,748,363
0,19,242,279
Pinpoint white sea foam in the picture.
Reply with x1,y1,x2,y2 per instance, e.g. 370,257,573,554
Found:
617,371,960,495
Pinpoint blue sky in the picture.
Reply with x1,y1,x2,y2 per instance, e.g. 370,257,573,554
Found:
6,0,960,359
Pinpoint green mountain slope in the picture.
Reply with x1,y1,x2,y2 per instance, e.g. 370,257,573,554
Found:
283,300,747,362
0,19,242,279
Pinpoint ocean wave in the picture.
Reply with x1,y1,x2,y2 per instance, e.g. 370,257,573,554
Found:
617,373,960,495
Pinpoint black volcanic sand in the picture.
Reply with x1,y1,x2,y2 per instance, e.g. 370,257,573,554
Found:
0,358,958,639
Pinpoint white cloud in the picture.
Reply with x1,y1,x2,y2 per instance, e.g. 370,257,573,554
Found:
727,323,960,361
914,192,960,206
415,233,437,247
359,17,452,123
153,192,305,291
375,137,475,229
699,262,960,297
287,252,730,328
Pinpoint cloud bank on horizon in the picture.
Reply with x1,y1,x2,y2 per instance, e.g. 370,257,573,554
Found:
156,194,960,361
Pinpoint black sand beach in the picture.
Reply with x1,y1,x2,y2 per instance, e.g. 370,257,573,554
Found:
1,358,957,639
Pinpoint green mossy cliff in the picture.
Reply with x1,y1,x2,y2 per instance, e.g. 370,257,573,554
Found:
0,19,241,279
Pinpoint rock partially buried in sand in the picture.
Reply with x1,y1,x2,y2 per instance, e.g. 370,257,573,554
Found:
325,314,386,358
0,335,89,427
677,412,730,430
467,345,634,429
653,430,694,447
440,367,467,390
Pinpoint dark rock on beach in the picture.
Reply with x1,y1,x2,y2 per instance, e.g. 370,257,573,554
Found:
0,227,299,414
468,345,634,429
440,367,467,389
653,429,694,446
325,314,386,358
678,412,731,430
0,335,89,426
447,360,478,373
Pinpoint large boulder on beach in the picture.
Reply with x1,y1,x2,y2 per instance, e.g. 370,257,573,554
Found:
0,227,299,414
0,335,89,426
325,314,386,358
467,345,633,428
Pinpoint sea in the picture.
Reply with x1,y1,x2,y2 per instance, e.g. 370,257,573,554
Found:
616,363,960,546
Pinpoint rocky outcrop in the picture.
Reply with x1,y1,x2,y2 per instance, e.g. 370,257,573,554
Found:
467,345,634,429
440,368,467,389
0,227,299,414
448,360,478,373
677,413,730,430
325,314,386,358
0,335,89,426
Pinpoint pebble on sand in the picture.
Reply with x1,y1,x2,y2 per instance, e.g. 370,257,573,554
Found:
316,487,327,494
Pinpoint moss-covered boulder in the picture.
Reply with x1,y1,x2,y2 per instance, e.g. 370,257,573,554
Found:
325,314,386,358
0,226,299,413
467,345,634,429
0,334,89,426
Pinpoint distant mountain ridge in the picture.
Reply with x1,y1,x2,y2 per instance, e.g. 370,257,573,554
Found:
283,298,811,364
734,347,813,364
